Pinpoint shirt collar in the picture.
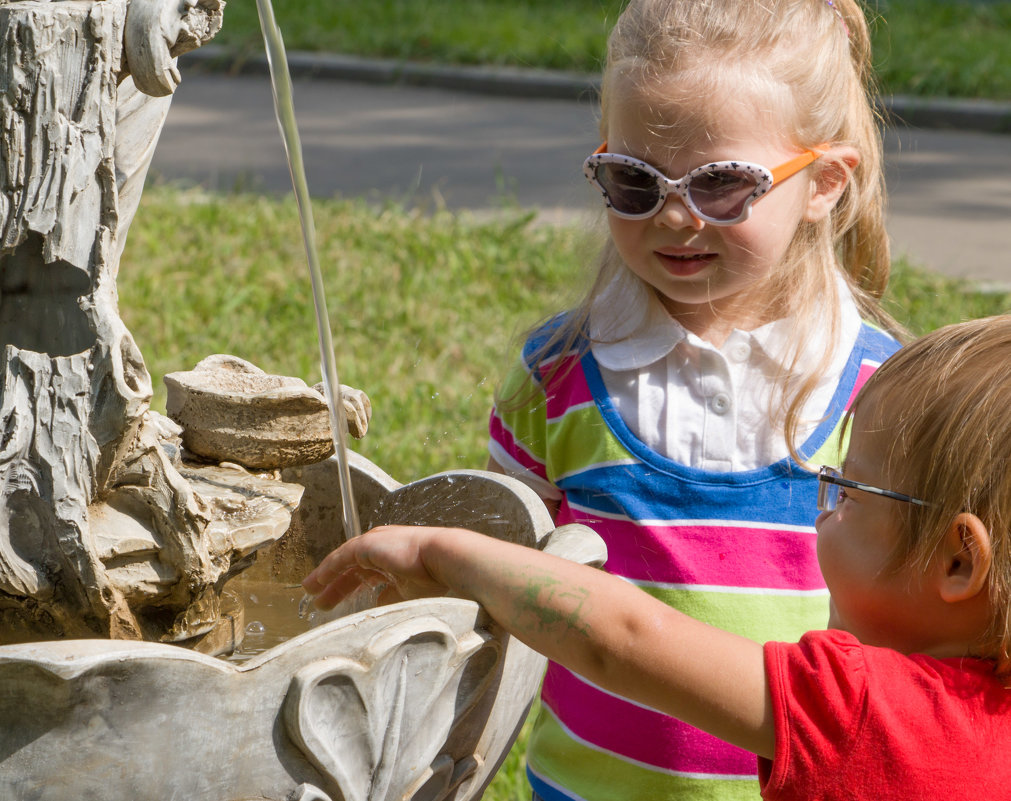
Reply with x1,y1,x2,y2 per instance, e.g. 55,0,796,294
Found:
746,274,862,373
588,271,685,370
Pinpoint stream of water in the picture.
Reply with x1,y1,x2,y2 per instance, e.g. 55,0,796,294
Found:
254,0,361,553
254,0,386,624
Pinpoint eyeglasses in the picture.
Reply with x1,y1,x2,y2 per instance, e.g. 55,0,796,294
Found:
582,143,826,224
817,466,929,513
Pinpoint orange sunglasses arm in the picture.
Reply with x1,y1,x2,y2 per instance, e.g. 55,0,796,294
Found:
770,146,828,184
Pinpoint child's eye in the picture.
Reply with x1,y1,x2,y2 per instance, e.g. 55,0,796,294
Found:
837,488,849,504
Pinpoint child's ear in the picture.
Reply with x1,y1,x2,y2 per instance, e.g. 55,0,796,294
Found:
937,512,992,603
803,146,860,223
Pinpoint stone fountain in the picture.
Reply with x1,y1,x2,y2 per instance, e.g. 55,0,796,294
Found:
0,2,606,799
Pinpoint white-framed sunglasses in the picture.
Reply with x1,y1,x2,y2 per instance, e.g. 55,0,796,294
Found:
582,143,826,225
817,465,930,513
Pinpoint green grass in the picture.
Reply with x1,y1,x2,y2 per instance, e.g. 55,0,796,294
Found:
215,0,1011,100
220,0,616,72
873,0,1011,100
118,186,1010,801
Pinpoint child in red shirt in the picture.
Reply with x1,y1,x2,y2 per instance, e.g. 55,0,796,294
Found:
305,315,1011,800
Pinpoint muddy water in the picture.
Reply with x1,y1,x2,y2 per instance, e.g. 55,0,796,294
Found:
224,579,315,662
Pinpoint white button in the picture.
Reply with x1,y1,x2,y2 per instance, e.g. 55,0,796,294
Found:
730,343,751,362
711,393,732,414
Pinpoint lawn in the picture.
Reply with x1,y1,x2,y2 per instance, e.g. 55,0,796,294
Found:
212,0,1011,100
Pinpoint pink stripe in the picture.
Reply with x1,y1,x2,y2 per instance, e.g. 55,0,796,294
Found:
489,415,544,476
843,361,878,410
542,664,757,777
568,515,823,591
543,356,593,420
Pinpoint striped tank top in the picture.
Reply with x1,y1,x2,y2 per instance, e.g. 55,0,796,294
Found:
489,316,900,801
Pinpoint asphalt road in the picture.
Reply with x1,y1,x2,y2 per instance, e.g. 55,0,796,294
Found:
150,71,1011,287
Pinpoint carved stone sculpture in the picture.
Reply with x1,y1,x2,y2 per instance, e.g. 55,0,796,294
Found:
0,0,305,647
0,4,611,801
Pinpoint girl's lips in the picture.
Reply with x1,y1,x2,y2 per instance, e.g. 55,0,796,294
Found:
654,250,717,277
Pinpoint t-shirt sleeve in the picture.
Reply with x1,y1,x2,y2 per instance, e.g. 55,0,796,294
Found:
759,630,868,799
488,354,560,500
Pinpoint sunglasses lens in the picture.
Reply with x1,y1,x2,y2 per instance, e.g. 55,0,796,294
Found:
687,169,760,222
594,163,662,216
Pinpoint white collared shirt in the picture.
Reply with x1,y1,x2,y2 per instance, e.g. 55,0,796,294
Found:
588,271,862,472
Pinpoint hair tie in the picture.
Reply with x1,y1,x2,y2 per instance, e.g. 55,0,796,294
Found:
824,0,850,36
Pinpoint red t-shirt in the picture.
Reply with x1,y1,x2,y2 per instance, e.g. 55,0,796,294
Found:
760,629,1011,800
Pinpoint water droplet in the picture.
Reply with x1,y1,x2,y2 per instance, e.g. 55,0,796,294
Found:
298,592,314,619
246,621,265,635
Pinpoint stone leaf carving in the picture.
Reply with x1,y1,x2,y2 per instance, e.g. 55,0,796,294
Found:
0,602,518,801
283,620,497,801
265,457,608,800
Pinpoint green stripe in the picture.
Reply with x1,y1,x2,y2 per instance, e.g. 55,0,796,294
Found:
807,416,849,470
497,362,549,461
546,405,631,479
640,586,829,643
528,711,761,801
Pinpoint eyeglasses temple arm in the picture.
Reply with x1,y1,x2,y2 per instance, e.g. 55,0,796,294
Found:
770,147,828,184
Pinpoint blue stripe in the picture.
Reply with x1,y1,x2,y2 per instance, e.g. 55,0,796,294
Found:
558,462,822,527
528,766,581,801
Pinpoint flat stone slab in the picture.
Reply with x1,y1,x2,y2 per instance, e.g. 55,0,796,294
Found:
165,354,371,470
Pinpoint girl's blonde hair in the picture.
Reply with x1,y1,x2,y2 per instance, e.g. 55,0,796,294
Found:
505,0,903,459
849,316,1011,670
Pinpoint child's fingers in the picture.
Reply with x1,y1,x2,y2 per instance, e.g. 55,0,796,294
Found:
302,525,443,607
312,566,377,611
302,544,356,596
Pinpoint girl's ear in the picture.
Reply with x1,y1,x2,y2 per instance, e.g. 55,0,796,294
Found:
937,512,993,603
803,146,860,223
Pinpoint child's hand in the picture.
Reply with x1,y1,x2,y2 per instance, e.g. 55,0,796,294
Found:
301,525,453,611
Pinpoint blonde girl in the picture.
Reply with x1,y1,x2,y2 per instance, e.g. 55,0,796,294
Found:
483,0,905,798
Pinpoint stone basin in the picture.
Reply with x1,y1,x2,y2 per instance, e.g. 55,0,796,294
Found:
0,452,606,801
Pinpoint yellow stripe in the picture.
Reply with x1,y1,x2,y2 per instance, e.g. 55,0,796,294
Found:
806,416,849,470
640,585,829,642
496,361,548,462
546,405,630,480
528,711,761,801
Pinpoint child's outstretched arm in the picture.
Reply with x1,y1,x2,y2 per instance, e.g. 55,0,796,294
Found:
303,525,774,758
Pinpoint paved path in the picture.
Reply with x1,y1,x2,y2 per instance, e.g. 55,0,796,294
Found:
151,71,1011,287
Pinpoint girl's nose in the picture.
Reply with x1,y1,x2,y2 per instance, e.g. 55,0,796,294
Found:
653,193,705,231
